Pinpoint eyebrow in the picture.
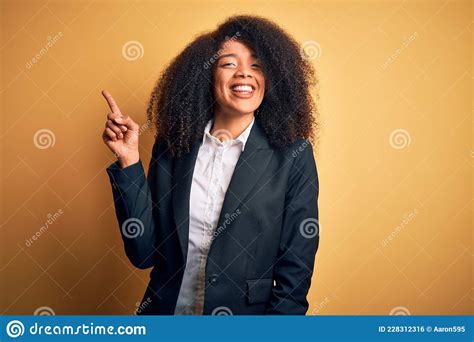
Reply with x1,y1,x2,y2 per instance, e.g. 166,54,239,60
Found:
218,53,258,60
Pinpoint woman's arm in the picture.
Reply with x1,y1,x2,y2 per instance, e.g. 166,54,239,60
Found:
265,139,320,314
106,141,160,269
101,89,159,269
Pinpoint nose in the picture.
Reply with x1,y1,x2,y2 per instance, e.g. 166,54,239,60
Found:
235,65,253,78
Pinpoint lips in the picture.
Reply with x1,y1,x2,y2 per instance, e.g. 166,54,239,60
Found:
230,83,255,98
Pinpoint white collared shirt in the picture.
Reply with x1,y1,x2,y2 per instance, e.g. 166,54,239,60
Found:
174,116,255,315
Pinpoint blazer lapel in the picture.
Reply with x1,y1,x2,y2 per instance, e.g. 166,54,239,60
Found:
212,122,273,244
171,120,273,262
172,142,200,262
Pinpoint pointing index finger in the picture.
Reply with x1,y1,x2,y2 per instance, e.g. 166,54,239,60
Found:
102,89,121,114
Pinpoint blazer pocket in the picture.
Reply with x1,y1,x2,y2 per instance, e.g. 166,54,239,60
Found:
246,278,273,304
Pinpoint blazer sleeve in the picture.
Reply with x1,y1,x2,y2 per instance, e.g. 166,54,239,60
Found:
265,139,320,315
105,140,161,269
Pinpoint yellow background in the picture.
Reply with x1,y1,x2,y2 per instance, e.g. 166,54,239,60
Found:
0,0,471,315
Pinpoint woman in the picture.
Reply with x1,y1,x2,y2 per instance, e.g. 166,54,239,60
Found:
102,15,320,315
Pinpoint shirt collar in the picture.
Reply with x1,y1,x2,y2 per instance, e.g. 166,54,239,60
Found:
202,116,255,152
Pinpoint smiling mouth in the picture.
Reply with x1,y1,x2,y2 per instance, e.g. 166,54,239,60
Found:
230,84,255,98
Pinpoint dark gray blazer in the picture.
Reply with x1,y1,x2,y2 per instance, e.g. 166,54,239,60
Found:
106,119,319,315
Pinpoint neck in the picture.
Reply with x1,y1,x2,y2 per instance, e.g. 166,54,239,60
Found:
211,109,254,141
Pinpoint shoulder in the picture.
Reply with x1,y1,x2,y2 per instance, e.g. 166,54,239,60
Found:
277,138,316,168
281,138,318,188
288,138,314,160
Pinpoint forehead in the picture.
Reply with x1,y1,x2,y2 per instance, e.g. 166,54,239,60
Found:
219,40,257,58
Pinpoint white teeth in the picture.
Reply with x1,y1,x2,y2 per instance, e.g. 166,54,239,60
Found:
232,85,253,92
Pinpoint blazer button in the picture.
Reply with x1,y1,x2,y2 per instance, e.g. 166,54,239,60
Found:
208,274,219,286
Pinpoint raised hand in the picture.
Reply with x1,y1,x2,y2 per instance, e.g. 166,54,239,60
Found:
101,90,140,168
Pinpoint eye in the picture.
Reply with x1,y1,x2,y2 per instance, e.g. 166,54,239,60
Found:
252,63,261,68
221,62,236,67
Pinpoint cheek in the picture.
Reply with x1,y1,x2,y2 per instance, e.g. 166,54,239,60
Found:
213,82,227,100
213,72,231,99
258,78,266,100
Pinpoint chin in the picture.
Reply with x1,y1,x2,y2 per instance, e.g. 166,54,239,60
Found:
228,103,259,115
232,107,257,116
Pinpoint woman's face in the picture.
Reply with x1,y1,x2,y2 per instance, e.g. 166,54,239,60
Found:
213,40,265,117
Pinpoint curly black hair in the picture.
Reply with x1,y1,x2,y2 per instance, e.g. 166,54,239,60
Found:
146,14,319,158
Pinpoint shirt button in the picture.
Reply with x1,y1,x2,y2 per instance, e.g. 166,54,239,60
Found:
208,274,219,286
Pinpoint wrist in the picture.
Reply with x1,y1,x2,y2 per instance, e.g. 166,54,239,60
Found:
118,154,140,169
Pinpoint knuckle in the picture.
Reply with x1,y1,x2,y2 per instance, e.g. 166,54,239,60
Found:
107,122,118,131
